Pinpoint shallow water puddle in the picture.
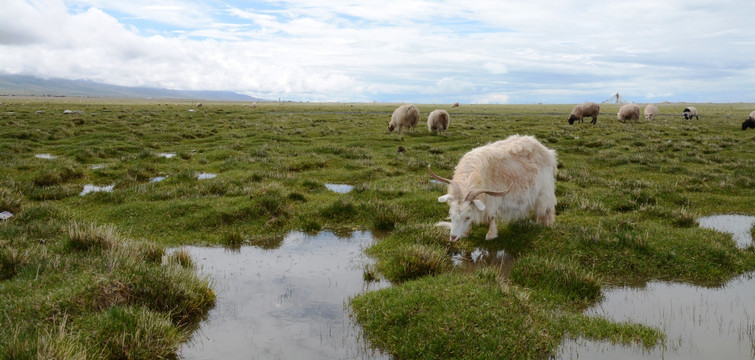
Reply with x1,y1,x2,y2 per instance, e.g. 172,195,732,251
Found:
452,248,514,276
35,153,56,159
157,152,176,158
556,215,755,360
79,184,114,196
178,231,390,360
325,183,354,193
698,214,755,249
150,176,167,183
196,173,216,180
89,164,106,170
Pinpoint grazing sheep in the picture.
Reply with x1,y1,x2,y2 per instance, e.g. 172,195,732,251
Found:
568,102,600,125
452,102,460,108
617,103,641,123
644,104,659,121
196,103,203,108
429,135,557,242
682,106,699,120
743,111,755,130
388,104,420,134
427,109,450,134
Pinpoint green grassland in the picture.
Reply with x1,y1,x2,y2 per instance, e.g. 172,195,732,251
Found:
1,98,754,358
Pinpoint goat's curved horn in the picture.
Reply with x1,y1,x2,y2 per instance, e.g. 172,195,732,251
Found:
428,166,452,184
429,166,462,201
465,186,511,202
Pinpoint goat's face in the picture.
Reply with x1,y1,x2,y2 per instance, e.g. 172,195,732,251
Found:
387,124,395,132
438,194,485,242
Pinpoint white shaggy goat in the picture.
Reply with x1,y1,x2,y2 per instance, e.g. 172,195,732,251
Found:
644,104,659,121
388,104,420,134
568,102,600,125
743,111,755,130
427,109,450,134
682,106,699,120
429,135,557,242
617,103,641,123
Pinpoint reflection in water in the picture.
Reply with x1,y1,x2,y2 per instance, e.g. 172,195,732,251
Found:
325,183,354,193
452,248,514,276
150,176,167,183
178,231,390,360
698,214,755,249
556,214,755,360
79,184,114,196
556,272,755,360
196,173,217,180
35,153,56,159
157,152,176,158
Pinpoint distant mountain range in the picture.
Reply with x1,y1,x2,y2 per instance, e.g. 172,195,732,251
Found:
0,74,265,102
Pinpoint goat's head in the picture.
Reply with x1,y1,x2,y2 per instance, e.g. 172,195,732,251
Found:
429,166,510,241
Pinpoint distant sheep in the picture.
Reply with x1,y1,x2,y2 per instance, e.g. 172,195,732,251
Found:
452,102,460,108
682,106,698,120
743,111,755,130
388,104,420,134
427,109,450,134
196,103,203,108
644,104,659,121
617,103,641,123
568,102,600,125
429,135,557,242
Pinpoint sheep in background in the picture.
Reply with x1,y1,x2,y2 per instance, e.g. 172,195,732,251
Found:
743,111,755,130
617,103,641,123
568,102,600,125
429,135,557,242
644,104,659,121
682,106,699,120
452,102,460,108
388,104,420,134
427,109,450,134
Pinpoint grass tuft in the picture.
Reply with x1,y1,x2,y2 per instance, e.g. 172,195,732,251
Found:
377,243,451,282
511,255,602,304
67,221,118,252
167,248,194,268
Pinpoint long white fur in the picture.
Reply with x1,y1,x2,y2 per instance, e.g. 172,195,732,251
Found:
437,135,557,241
644,104,658,121
427,109,450,133
617,103,640,122
388,104,420,134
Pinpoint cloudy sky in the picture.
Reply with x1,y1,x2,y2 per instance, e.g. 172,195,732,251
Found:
1,0,753,103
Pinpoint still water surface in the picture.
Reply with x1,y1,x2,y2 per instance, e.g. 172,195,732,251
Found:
556,215,755,359
178,230,390,360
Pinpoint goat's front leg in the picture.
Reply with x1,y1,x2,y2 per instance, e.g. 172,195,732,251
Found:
485,222,498,241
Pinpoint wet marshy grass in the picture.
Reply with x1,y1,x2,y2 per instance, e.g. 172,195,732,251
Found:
1,100,754,358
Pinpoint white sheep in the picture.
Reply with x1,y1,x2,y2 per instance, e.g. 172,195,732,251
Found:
617,103,641,123
452,102,460,108
644,104,659,121
682,106,699,120
429,135,557,242
742,111,755,130
427,109,450,134
568,102,600,125
388,104,420,134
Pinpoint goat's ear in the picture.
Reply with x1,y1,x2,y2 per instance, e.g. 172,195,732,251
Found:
472,199,485,211
438,194,451,203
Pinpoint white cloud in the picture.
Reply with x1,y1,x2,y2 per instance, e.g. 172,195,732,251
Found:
0,0,753,103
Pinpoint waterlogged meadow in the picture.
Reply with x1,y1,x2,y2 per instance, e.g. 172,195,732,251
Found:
1,98,754,358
